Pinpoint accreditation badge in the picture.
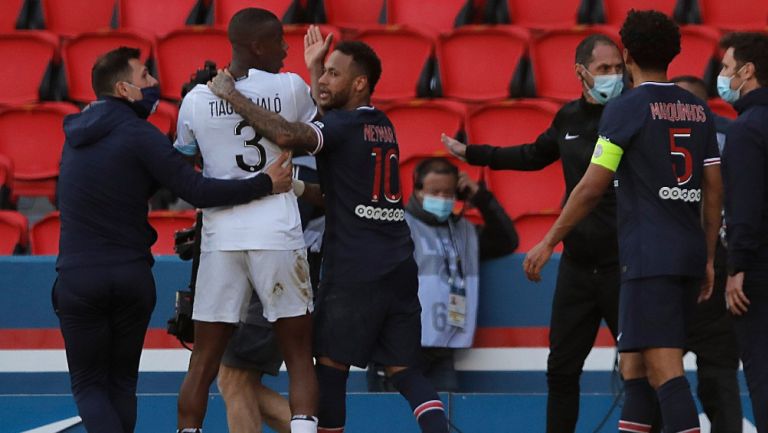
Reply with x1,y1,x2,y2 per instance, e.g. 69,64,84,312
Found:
447,293,466,329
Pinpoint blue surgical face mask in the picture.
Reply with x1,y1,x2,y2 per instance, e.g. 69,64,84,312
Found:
422,195,454,222
583,67,624,105
717,66,746,104
124,83,160,119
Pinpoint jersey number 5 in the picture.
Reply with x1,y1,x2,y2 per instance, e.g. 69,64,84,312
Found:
235,120,267,173
669,128,693,186
371,146,402,203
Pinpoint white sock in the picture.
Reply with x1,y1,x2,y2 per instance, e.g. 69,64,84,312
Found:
290,415,318,433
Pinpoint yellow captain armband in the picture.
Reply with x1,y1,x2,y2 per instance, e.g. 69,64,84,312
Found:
590,137,623,172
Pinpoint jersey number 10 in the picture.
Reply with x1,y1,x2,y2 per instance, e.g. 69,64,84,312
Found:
370,146,402,203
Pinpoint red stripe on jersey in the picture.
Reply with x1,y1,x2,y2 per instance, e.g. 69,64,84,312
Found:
413,400,444,419
619,420,652,433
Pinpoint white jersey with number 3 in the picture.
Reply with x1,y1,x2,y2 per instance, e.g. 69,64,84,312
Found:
174,69,317,251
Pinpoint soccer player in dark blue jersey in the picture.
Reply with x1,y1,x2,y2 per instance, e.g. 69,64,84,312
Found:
523,10,723,433
207,26,449,433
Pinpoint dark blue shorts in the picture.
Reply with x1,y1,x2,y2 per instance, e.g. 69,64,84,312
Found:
313,257,422,368
618,275,700,352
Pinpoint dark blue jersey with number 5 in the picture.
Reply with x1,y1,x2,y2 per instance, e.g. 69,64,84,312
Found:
309,106,414,284
595,82,720,280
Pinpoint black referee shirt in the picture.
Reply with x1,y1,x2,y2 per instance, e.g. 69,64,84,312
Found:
465,97,618,269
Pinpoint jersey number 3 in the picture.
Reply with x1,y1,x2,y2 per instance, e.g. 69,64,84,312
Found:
669,128,693,186
235,120,267,173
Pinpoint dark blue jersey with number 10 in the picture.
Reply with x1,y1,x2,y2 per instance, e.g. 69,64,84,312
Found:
309,106,414,285
596,82,720,280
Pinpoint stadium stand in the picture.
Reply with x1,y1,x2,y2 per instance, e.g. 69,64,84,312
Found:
399,155,483,206
529,26,620,101
118,0,204,38
147,211,197,255
694,0,768,30
466,100,564,217
384,0,474,34
0,154,13,208
595,0,680,25
708,98,738,119
38,0,115,38
30,211,60,255
667,25,721,84
514,211,563,252
0,210,28,254
355,26,434,101
148,101,179,137
385,99,466,161
0,103,79,202
315,0,385,28
435,25,529,101
210,0,305,26
487,0,587,29
61,30,153,103
156,27,230,101
0,0,27,31
0,32,58,105
282,24,341,83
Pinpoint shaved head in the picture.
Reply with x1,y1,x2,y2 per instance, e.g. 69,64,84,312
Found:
228,8,281,46
227,8,286,74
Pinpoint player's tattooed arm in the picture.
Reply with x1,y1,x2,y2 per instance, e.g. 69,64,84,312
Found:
208,70,320,154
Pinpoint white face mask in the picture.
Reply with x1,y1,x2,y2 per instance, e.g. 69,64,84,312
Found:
582,67,624,104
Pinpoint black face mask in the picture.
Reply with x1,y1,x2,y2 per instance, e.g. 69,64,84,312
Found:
130,86,161,119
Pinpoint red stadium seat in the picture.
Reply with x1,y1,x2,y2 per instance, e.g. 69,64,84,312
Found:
156,28,230,101
667,26,720,81
385,0,474,34
385,99,466,162
0,32,58,105
30,211,60,255
40,0,115,38
466,100,564,217
282,24,341,83
399,156,483,206
599,0,678,25
514,212,563,253
62,30,153,103
0,0,26,31
212,0,303,26
436,26,529,101
318,0,385,28
0,153,14,207
0,210,28,254
148,100,179,136
708,98,737,120
493,0,583,28
0,103,79,201
118,0,202,38
148,210,196,255
697,0,768,30
529,27,620,101
356,26,435,102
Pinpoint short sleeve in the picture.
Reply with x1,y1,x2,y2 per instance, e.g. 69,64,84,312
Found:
597,96,644,151
306,111,344,155
173,91,199,156
289,73,317,123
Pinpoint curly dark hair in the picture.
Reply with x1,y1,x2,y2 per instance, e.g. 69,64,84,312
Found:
335,41,382,95
619,9,680,72
720,32,768,87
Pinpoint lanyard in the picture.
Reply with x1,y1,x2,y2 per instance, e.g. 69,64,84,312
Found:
437,223,465,295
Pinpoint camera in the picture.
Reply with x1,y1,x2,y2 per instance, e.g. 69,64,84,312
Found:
167,290,194,344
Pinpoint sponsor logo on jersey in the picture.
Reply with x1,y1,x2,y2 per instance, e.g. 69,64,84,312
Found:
354,204,405,222
564,132,580,140
658,187,701,202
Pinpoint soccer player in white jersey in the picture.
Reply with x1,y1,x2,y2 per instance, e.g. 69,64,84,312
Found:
174,9,318,433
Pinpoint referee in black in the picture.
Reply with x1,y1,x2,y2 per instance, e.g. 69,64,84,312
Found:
443,34,624,433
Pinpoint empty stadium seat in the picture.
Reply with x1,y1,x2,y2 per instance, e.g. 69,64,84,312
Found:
696,0,768,30
597,0,678,25
514,212,563,253
118,0,202,37
156,28,230,101
399,155,483,206
0,0,27,31
356,26,434,101
211,0,303,26
0,210,28,254
385,0,474,34
148,101,179,136
0,32,58,105
0,103,80,201
0,153,13,208
317,0,385,27
39,0,115,38
529,27,620,101
385,100,466,161
708,98,737,120
282,24,341,83
466,100,564,217
436,26,529,101
491,0,584,28
667,26,720,82
148,211,196,255
62,30,153,103
30,211,60,255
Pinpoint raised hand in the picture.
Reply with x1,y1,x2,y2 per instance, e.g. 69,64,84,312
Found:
441,133,467,161
304,25,333,69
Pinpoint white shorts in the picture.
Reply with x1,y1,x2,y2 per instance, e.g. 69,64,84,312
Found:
193,249,313,323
